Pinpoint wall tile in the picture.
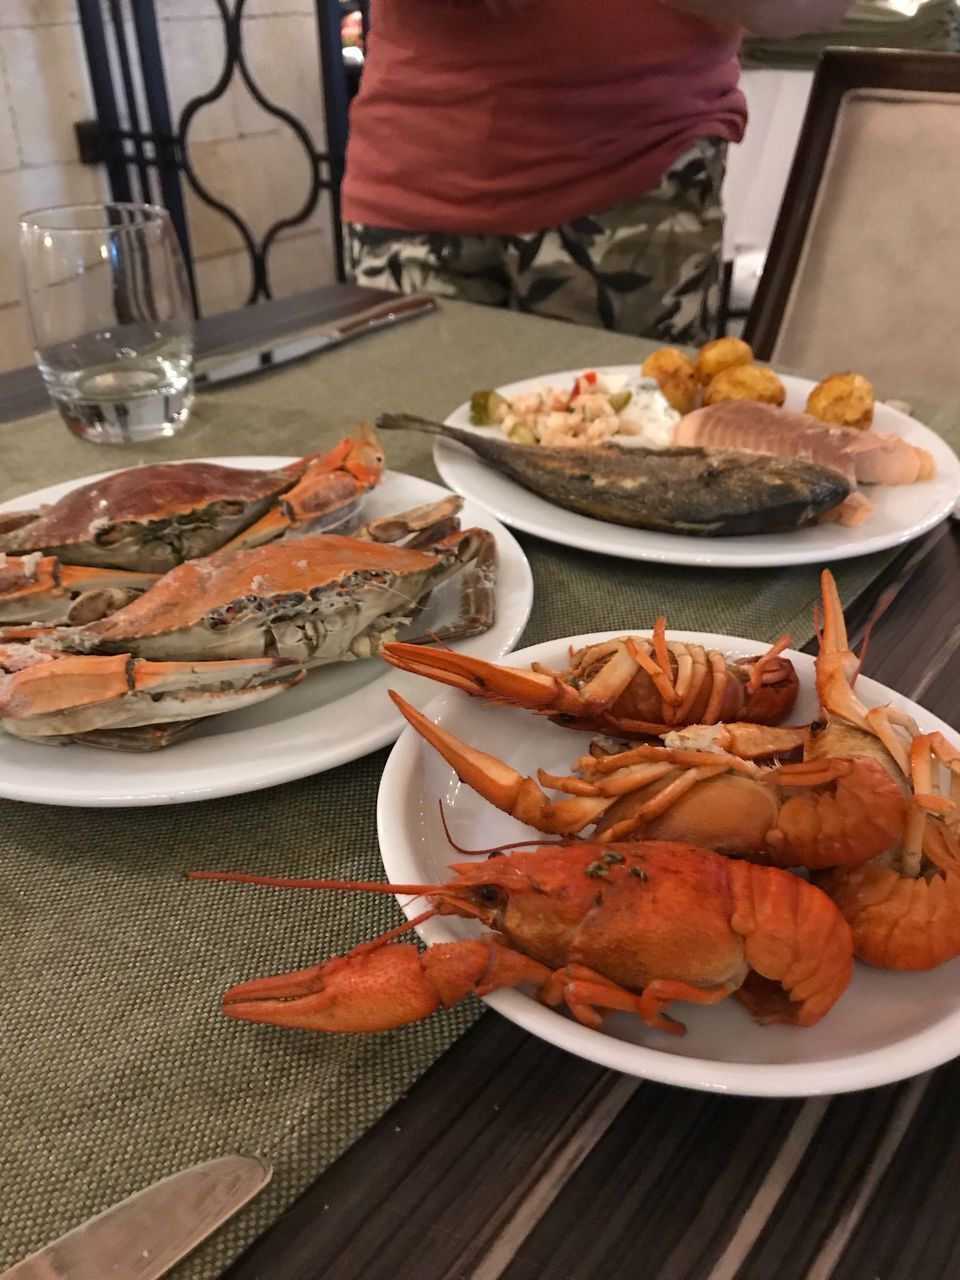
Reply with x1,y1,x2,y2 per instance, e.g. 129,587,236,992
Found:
243,1,318,16
0,49,22,172
156,1,317,16
1,23,94,165
0,300,35,370
240,12,326,144
159,16,243,145
0,162,107,308
183,129,323,258
194,250,254,317
268,222,336,298
0,2,77,27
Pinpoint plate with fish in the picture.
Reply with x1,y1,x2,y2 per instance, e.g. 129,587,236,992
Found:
378,363,960,568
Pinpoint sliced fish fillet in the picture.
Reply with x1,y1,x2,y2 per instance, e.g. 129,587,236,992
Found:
676,402,934,486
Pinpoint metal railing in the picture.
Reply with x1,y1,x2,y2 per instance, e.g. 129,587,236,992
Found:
75,0,352,315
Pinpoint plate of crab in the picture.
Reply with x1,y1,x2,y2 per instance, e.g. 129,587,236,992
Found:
192,569,960,1096
0,427,533,805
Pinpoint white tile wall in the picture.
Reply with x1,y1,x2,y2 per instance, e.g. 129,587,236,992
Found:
0,2,338,372
2,22,95,166
0,3,77,27
0,49,21,172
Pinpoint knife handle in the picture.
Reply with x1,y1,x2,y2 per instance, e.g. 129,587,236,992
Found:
333,293,436,338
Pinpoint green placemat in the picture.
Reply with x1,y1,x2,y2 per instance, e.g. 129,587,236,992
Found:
1,300,956,1276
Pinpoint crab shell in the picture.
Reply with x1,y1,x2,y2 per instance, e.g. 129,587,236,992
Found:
0,428,384,574
69,529,496,666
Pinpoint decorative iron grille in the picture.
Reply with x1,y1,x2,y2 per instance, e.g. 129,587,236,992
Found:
75,0,354,316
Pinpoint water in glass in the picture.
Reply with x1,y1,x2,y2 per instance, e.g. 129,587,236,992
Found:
40,324,193,444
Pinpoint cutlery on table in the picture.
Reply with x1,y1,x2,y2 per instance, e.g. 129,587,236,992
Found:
196,293,437,388
0,1154,271,1280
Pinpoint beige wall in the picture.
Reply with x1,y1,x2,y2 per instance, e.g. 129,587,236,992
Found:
0,0,337,372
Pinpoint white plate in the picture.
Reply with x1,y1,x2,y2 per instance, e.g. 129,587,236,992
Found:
378,630,960,1096
0,461,533,807
437,366,960,568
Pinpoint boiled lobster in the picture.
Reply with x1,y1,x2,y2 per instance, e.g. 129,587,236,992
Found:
381,623,798,737
190,840,854,1034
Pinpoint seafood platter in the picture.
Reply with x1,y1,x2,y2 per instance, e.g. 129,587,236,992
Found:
186,569,960,1095
0,427,534,804
384,338,960,568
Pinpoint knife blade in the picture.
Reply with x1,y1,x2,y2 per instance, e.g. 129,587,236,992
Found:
195,292,437,389
0,1155,272,1280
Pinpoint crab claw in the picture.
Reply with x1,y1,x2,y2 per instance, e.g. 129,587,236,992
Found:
388,689,612,834
220,425,385,551
222,937,551,1033
0,554,158,625
0,652,304,742
382,642,584,715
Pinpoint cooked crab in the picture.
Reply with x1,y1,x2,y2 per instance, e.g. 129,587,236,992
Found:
0,427,384,573
0,498,498,749
73,520,496,665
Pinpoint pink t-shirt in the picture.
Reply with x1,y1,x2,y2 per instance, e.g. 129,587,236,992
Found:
342,0,747,235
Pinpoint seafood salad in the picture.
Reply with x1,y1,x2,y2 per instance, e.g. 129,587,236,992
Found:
471,370,680,449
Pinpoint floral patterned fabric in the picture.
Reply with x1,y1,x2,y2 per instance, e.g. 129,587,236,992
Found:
347,139,726,344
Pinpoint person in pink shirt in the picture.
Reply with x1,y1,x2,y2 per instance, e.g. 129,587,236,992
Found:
343,0,854,342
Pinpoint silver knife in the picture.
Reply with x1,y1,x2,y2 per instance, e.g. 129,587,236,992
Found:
1,1155,272,1280
196,292,437,388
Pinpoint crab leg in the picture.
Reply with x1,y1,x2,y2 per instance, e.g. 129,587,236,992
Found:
219,427,385,551
0,652,304,740
352,496,463,548
0,554,158,625
402,527,499,645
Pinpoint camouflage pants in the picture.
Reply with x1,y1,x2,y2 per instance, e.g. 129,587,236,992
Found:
346,139,726,345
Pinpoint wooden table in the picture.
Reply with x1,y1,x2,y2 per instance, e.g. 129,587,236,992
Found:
3,288,958,1280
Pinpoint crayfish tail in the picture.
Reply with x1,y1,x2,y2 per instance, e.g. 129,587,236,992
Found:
727,859,854,1026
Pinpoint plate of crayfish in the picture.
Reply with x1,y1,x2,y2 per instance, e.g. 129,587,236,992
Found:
191,569,960,1096
0,429,533,805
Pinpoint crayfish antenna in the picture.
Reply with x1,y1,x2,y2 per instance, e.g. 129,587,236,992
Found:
186,869,444,896
437,800,570,857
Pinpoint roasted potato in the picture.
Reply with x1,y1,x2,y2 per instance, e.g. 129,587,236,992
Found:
641,347,699,414
806,373,875,430
695,337,753,385
703,363,787,408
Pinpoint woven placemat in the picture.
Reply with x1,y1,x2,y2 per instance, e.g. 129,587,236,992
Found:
1,300,956,1276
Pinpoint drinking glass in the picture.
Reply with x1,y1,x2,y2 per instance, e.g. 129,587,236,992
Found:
18,203,194,445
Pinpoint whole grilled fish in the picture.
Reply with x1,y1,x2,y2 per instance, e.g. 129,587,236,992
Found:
377,413,851,537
